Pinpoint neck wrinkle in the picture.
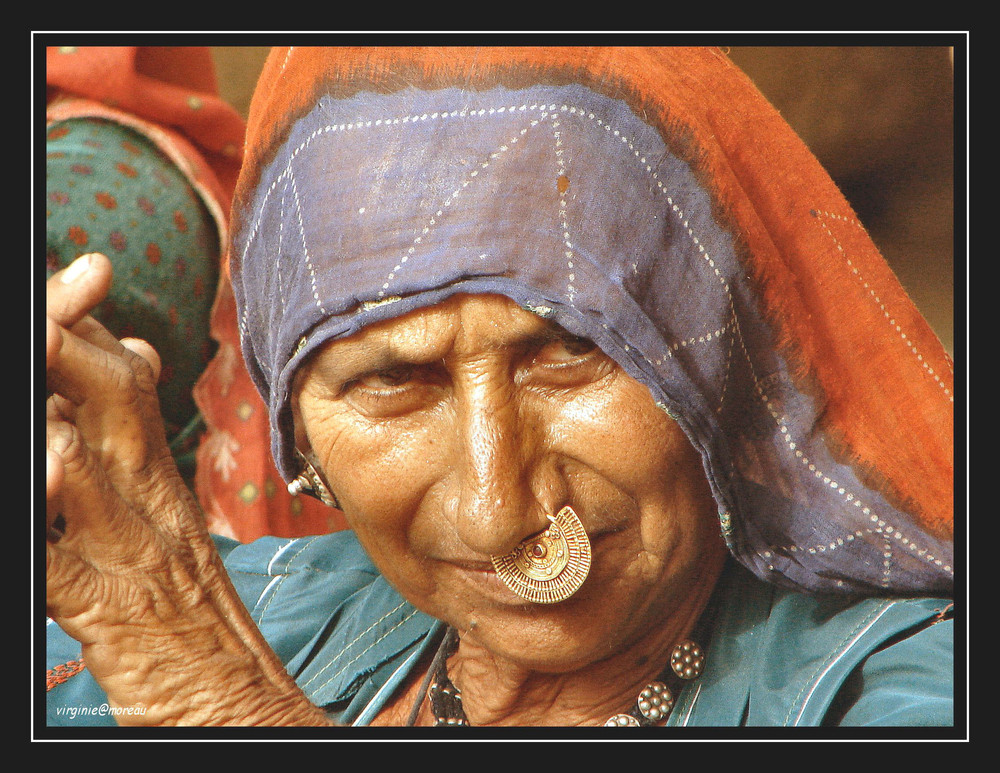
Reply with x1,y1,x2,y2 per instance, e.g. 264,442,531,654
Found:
447,546,726,727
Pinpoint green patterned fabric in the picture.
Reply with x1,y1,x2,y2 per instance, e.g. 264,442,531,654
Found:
46,117,220,482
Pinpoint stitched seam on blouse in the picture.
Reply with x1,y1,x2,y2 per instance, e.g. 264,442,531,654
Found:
308,607,423,696
785,600,895,726
351,646,425,726
300,600,412,691
267,538,300,574
228,566,355,578
254,575,283,614
255,537,322,624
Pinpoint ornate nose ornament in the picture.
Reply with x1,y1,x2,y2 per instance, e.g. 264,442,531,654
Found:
490,506,592,604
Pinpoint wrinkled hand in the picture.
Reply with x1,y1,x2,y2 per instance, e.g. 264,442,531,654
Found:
45,254,329,726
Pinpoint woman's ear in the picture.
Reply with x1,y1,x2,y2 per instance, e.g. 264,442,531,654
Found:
287,385,340,510
287,447,341,510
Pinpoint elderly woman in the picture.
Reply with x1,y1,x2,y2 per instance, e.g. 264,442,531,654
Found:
45,47,954,728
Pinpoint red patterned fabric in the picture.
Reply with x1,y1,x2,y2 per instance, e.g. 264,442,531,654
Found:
194,276,346,539
46,657,85,691
46,46,244,208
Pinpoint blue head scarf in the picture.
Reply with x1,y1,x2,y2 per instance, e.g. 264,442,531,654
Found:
229,47,954,596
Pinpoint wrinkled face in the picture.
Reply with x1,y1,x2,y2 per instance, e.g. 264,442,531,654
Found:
293,294,725,671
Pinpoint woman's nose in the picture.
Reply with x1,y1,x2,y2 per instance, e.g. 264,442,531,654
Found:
448,379,553,556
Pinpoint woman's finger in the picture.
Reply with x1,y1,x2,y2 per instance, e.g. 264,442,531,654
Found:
46,253,113,330
46,316,62,368
46,447,66,541
46,417,147,555
46,325,165,491
46,447,64,501
45,414,194,635
47,317,159,409
69,313,131,356
120,337,162,384
45,418,101,554
46,392,75,423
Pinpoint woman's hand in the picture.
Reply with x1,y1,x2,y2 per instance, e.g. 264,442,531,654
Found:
45,254,330,725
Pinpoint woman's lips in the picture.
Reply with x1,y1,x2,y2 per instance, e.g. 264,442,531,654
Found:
444,558,524,603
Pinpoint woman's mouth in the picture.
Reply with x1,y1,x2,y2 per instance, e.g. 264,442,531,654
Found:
439,527,624,605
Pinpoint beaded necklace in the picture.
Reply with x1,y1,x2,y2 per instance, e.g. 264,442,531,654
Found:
410,627,706,727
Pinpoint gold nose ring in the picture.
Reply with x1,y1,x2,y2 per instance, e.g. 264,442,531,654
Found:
490,506,592,604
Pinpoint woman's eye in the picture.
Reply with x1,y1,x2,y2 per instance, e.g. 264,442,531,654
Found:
536,336,597,363
342,365,441,417
524,334,611,388
358,366,414,388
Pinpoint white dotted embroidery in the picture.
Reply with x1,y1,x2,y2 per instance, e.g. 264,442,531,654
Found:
285,168,328,317
716,309,738,414
276,183,288,317
237,94,952,586
594,115,950,583
375,106,560,299
724,276,950,582
278,47,294,79
551,116,577,303
308,607,423,695
238,98,726,349
813,210,953,401
882,536,894,588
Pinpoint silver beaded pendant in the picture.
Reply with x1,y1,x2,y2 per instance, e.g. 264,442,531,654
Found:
670,640,705,680
604,713,642,727
637,681,675,722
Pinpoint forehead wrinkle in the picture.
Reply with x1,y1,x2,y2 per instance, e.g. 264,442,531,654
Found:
381,306,457,364
307,295,580,382
311,313,454,380
450,298,555,356
369,296,562,363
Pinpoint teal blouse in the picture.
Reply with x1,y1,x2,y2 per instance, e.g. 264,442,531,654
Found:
44,530,954,730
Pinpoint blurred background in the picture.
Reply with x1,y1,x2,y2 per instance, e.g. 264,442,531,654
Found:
211,45,956,356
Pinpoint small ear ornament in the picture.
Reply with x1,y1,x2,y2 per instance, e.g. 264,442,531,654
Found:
490,506,592,604
287,450,341,509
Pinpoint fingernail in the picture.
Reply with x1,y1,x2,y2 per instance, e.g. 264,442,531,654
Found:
60,254,93,284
